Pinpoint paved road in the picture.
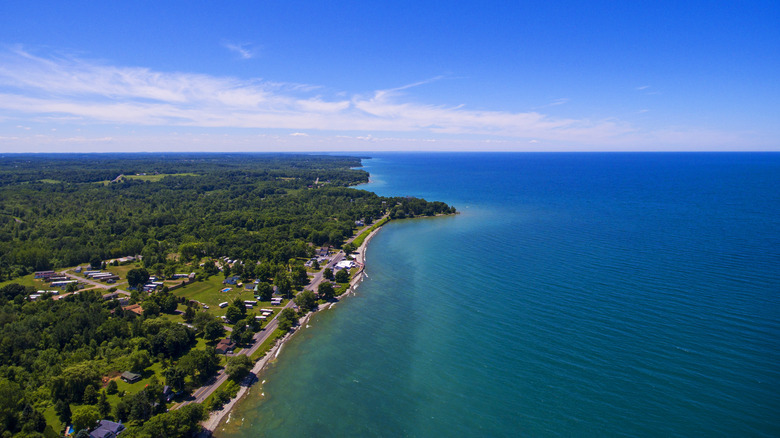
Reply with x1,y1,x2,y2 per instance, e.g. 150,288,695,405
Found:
177,217,383,408
180,253,340,406
59,270,131,296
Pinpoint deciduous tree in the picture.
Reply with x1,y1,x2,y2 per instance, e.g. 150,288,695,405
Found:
323,268,334,281
71,405,99,433
318,282,335,300
335,268,350,283
294,289,317,310
225,355,253,382
255,282,273,301
127,268,150,290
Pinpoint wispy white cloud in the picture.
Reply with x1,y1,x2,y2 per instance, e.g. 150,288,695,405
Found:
549,98,569,106
223,42,256,60
0,48,756,151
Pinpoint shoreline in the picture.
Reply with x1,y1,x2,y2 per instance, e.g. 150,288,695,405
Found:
204,221,385,435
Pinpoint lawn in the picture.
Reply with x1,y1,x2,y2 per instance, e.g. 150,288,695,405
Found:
0,273,50,290
42,404,62,433
174,276,290,321
111,362,165,398
96,173,200,184
173,276,254,316
249,328,287,361
124,173,198,182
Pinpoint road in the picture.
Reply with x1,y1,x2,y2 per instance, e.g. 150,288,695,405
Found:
59,269,132,296
177,217,382,408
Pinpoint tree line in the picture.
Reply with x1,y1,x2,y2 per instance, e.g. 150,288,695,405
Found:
0,154,454,280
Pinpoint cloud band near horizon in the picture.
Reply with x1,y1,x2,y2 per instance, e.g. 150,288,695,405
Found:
0,48,760,151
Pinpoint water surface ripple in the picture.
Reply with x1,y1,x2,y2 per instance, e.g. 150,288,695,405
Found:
220,153,780,437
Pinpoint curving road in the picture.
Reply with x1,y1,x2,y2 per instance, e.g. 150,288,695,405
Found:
177,216,383,408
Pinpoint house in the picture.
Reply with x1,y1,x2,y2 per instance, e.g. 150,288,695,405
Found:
215,338,236,355
121,304,143,316
120,371,141,383
89,419,125,438
335,260,356,270
50,280,77,288
223,276,240,285
34,270,55,279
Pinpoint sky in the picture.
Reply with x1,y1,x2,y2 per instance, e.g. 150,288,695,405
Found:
0,1,778,152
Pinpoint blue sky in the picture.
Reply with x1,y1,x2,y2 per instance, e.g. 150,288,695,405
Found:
0,1,778,152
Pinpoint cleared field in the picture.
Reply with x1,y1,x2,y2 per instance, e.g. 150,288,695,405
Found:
96,173,199,185
174,276,253,316
124,173,198,181
174,276,288,317
0,273,48,289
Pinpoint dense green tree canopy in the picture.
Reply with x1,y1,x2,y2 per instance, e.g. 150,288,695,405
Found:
0,154,454,280
0,154,456,435
225,355,253,382
318,282,335,300
127,268,150,290
294,289,317,311
335,268,350,283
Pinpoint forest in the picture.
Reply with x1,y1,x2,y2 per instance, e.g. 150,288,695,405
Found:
0,153,455,280
0,153,455,437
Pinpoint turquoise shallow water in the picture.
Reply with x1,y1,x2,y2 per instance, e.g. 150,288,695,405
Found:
219,153,780,437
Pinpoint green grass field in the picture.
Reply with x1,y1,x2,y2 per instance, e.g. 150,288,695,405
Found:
350,216,390,248
0,273,48,289
173,276,246,314
250,328,287,361
96,173,199,185
124,173,198,182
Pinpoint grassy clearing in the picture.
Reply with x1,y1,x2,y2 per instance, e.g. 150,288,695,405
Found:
173,276,246,315
95,173,199,184
112,362,164,396
157,307,186,324
124,173,199,182
42,404,61,432
351,217,390,248
38,179,62,184
0,273,48,289
203,379,240,411
250,329,286,361
334,283,349,295
174,276,288,317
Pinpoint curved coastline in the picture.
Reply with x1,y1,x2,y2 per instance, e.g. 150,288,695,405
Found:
204,221,386,435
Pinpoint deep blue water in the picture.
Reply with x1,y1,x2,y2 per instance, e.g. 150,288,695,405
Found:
220,153,780,437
